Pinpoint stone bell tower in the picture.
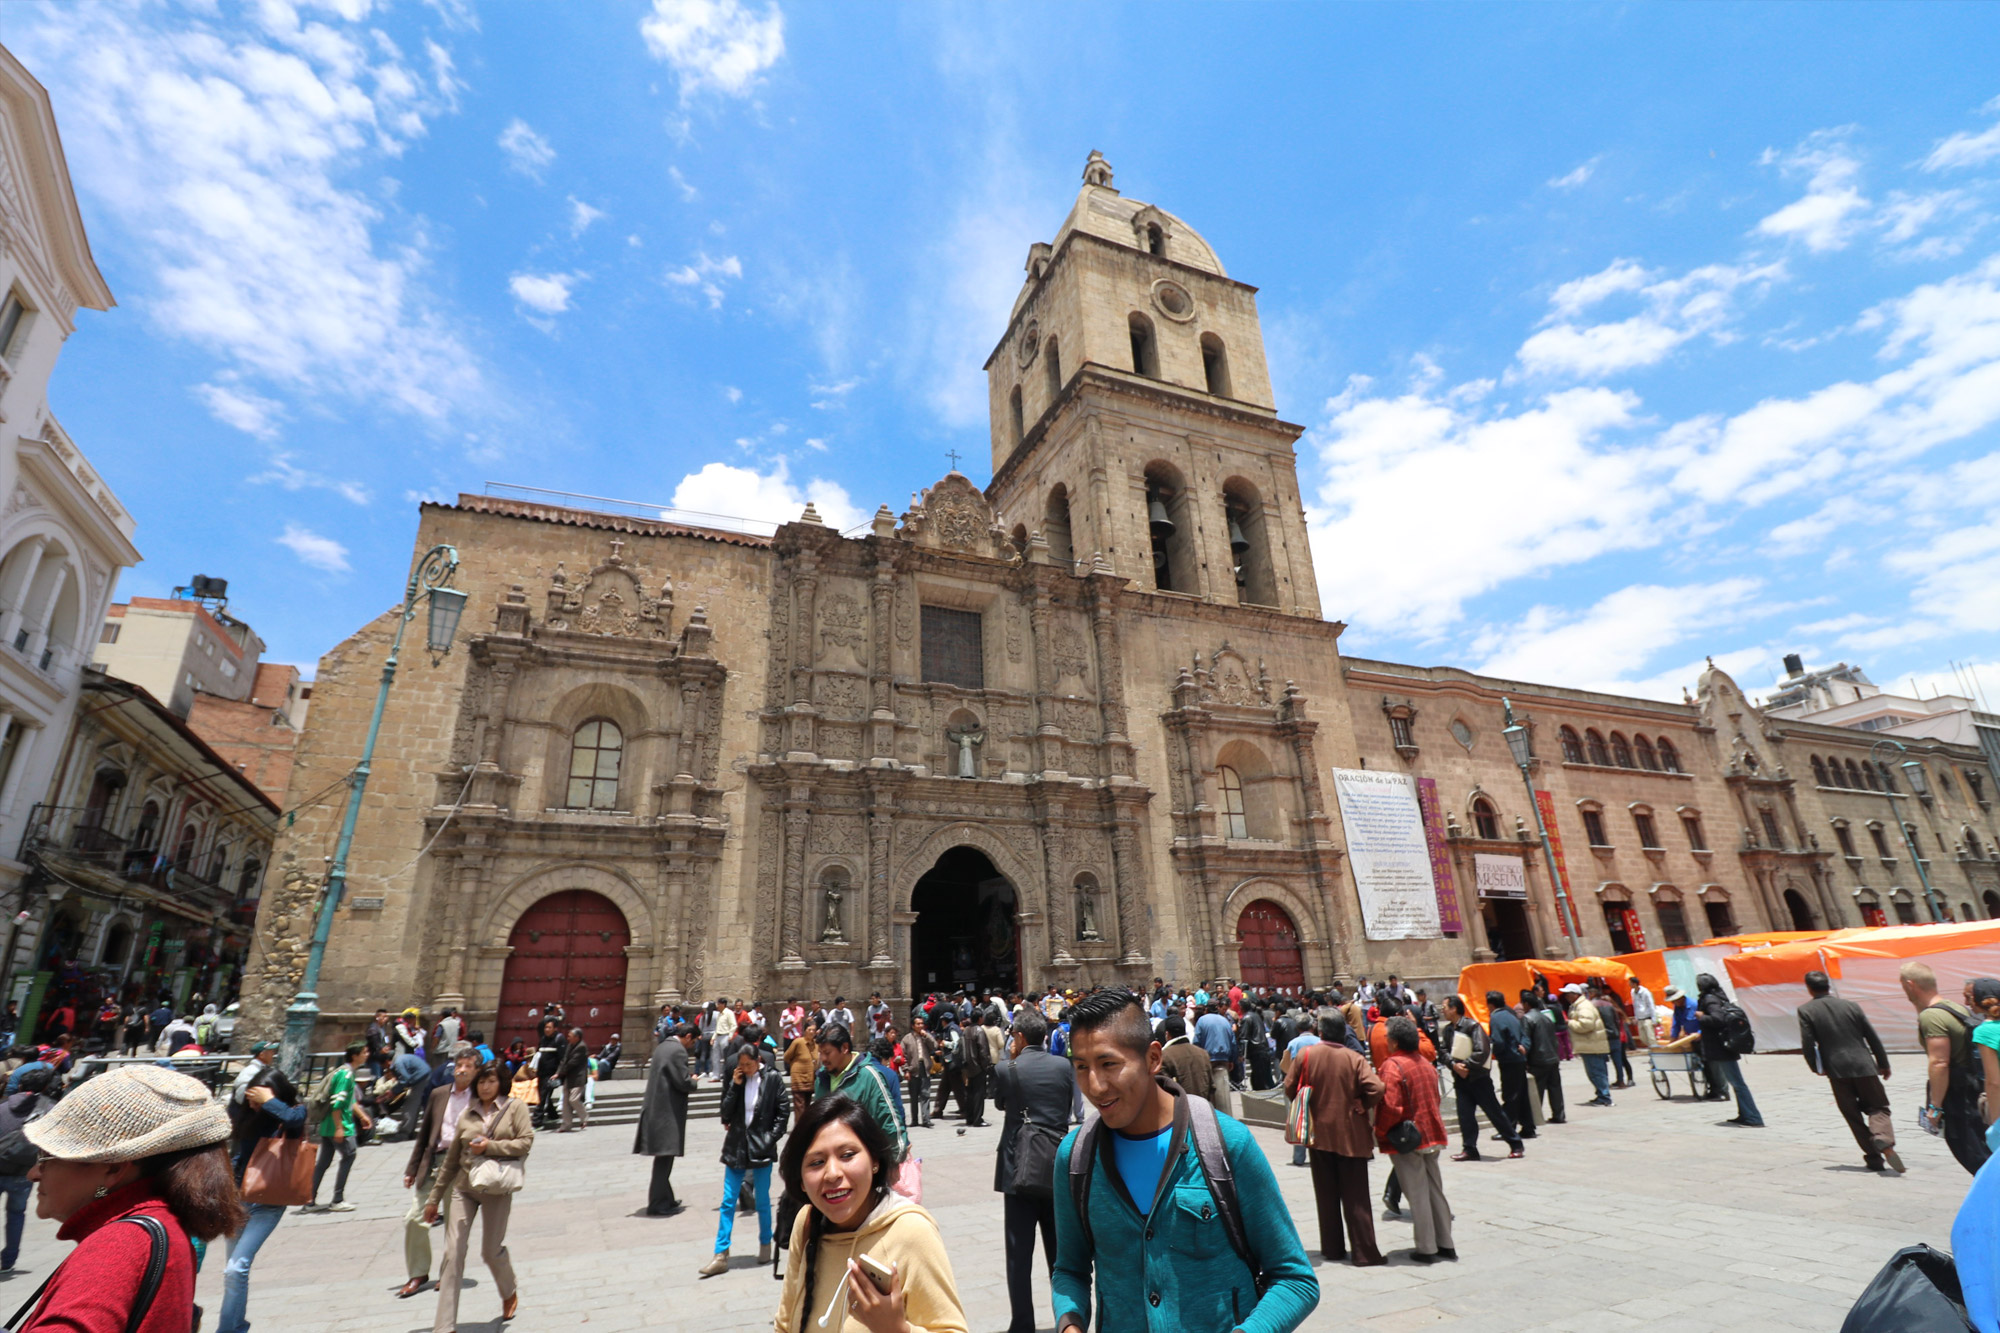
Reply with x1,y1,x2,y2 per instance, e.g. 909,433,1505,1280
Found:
982,151,1320,618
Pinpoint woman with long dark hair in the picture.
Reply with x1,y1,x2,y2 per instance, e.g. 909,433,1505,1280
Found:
772,1094,965,1333
15,1064,246,1331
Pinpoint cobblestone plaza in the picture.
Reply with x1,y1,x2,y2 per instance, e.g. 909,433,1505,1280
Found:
0,1054,1961,1333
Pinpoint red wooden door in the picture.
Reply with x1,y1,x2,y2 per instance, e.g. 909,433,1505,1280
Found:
496,891,630,1053
1235,901,1304,989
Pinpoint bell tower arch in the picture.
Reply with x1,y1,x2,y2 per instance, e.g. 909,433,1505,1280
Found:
982,152,1319,618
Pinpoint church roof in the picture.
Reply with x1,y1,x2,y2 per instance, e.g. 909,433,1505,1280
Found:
1050,180,1227,278
442,493,772,549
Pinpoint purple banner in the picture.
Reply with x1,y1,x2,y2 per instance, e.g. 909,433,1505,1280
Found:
1415,778,1464,934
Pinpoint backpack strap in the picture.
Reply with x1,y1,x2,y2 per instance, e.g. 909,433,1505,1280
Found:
1066,1116,1101,1262
1184,1096,1265,1294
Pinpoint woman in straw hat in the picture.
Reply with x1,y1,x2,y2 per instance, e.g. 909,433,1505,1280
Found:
12,1063,244,1331
423,1061,532,1332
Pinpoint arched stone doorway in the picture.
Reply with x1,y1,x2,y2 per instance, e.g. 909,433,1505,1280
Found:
1235,900,1304,990
910,848,1018,996
496,890,630,1053
1783,888,1816,931
1985,889,2000,920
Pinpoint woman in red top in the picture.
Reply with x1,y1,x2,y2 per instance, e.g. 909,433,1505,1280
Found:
14,1064,244,1332
1373,1017,1455,1265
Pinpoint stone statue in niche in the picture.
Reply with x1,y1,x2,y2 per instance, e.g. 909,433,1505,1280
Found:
820,879,846,944
946,722,984,778
1076,884,1100,941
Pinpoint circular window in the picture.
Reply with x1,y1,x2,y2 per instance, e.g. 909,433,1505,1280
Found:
1017,321,1040,367
1151,279,1195,322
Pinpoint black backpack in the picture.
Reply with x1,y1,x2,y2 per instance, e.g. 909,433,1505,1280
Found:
1710,999,1756,1056
1066,1093,1268,1296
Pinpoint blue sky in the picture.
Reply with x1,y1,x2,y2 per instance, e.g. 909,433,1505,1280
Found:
17,2,2000,705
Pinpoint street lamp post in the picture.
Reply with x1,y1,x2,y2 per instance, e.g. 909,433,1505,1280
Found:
1502,697,1583,947
279,545,466,1078
1870,738,1943,924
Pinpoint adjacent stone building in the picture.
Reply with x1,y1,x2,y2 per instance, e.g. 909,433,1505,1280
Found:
242,155,2000,1055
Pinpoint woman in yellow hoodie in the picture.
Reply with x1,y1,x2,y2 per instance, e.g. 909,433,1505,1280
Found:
773,1095,967,1333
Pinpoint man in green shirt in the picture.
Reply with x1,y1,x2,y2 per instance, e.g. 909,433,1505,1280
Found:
308,1041,370,1212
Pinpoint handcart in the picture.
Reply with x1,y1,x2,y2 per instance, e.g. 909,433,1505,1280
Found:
1648,1047,1709,1100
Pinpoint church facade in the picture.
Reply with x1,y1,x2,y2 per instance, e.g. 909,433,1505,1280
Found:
239,157,2000,1054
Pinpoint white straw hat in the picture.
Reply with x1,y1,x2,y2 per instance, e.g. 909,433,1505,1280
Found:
27,1065,230,1163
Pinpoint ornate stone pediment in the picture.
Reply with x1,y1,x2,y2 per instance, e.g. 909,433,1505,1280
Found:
543,538,673,640
903,473,1000,556
1173,642,1272,710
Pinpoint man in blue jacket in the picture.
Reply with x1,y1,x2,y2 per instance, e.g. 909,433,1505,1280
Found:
1053,990,1317,1333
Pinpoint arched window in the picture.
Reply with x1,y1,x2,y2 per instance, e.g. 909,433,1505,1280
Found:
1585,730,1612,766
1656,738,1682,773
1009,523,1029,556
1844,758,1864,789
1144,462,1193,593
1222,478,1275,606
1145,223,1165,257
1009,385,1025,448
1863,762,1881,792
1200,333,1231,398
1128,312,1159,378
1472,797,1499,841
1967,828,1985,859
1557,727,1584,763
1635,736,1659,771
1217,766,1248,840
1811,756,1829,787
566,718,624,810
172,823,200,874
237,857,262,898
1044,335,1062,406
1609,733,1635,768
1043,485,1074,566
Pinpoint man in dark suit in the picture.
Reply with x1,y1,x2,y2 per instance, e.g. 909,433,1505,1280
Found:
397,1044,478,1299
1798,970,1903,1173
992,1008,1081,1333
636,1024,697,1215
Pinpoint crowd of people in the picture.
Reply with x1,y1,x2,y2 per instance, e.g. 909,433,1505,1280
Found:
0,959,1992,1332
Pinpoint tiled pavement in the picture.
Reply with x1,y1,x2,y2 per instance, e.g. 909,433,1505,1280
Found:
0,1053,1969,1331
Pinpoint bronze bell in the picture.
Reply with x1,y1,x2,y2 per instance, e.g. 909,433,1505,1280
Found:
1148,496,1174,537
1228,517,1250,555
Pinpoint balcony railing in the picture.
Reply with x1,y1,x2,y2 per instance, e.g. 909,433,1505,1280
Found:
20,805,230,897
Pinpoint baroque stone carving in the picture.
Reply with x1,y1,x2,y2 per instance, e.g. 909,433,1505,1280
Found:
820,592,866,653
543,540,672,639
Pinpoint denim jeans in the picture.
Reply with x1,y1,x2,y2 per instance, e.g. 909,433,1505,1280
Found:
0,1174,29,1268
714,1164,771,1253
1581,1053,1611,1102
218,1202,287,1333
1708,1057,1764,1126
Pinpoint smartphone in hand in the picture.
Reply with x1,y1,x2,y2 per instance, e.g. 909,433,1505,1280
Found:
854,1253,895,1294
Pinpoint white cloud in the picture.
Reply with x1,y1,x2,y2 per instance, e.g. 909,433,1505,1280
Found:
1757,131,1869,252
668,166,698,201
664,252,742,307
1471,579,1765,698
276,523,351,572
568,197,606,236
723,385,743,403
1548,156,1600,191
1517,258,1783,378
1924,97,2000,172
194,382,284,439
639,0,785,100
498,117,554,179
669,459,863,532
17,5,484,426
252,454,371,504
508,271,580,314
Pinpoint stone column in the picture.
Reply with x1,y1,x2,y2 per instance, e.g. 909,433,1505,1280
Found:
435,847,485,1009
869,571,896,760
1042,817,1074,963
0,539,47,646
868,805,894,967
780,791,810,966
1109,813,1147,965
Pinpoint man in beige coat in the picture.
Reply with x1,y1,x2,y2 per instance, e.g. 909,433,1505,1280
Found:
1565,983,1613,1106
1287,1015,1385,1265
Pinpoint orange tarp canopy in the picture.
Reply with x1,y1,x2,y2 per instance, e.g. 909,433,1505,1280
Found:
1610,949,1670,1002
1701,930,1838,950
1727,920,2000,988
1457,958,1635,1027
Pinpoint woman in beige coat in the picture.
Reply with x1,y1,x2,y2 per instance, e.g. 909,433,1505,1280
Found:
424,1063,533,1332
